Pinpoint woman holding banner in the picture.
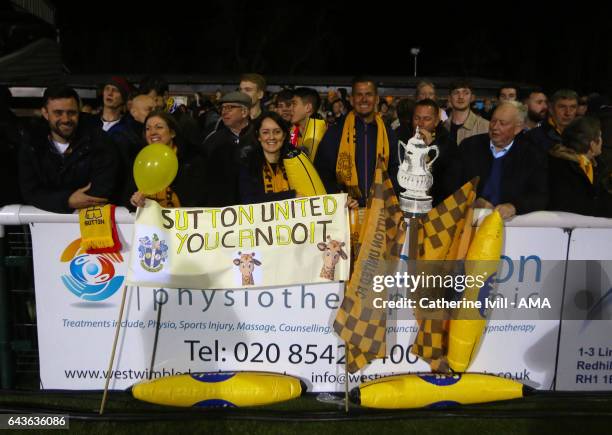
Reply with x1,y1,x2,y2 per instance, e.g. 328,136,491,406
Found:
239,112,321,204
130,111,207,208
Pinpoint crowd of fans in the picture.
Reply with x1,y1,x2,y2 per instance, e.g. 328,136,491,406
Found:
1,73,611,219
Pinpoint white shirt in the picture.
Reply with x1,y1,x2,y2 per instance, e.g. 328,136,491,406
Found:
52,140,70,155
489,140,514,159
102,119,120,132
439,108,448,122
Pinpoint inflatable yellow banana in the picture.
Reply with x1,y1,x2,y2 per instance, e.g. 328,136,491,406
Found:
283,149,327,197
352,373,528,409
301,117,326,160
131,371,304,408
447,210,504,372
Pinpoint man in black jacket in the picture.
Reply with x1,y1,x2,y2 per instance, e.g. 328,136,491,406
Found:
445,101,548,219
107,94,155,207
19,85,118,213
526,89,577,153
203,91,255,207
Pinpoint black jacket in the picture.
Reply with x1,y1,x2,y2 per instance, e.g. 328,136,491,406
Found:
169,145,208,207
238,161,296,205
445,133,548,214
314,114,399,207
172,110,202,149
19,118,119,213
525,119,561,154
547,145,612,218
106,114,146,207
396,124,458,206
125,142,208,209
203,123,256,207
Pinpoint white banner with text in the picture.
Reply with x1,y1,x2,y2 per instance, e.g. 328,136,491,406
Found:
29,221,607,391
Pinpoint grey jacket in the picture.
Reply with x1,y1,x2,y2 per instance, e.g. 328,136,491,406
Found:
444,110,490,145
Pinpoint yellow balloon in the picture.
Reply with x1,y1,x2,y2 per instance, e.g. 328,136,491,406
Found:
133,143,179,195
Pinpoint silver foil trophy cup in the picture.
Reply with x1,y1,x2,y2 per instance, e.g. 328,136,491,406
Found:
397,127,439,215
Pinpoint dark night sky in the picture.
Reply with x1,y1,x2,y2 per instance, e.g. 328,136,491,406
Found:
51,1,612,94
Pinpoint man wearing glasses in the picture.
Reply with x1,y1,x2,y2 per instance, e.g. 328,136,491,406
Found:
203,91,255,206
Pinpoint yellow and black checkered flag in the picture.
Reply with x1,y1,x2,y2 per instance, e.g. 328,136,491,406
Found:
334,156,407,373
411,178,478,372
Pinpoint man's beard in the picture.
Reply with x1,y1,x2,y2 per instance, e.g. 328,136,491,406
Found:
51,121,76,141
528,109,547,123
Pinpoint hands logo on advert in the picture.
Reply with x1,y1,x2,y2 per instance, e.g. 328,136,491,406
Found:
60,238,124,301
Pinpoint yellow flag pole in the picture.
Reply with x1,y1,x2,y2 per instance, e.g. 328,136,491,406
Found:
99,284,128,415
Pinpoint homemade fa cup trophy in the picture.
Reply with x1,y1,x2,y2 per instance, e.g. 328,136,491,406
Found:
397,127,439,216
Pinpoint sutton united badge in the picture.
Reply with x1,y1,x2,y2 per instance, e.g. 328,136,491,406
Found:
138,233,169,272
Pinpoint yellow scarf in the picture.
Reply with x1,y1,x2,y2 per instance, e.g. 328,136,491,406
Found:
79,205,115,251
578,154,594,184
147,188,181,208
548,117,562,135
263,160,290,193
335,111,389,199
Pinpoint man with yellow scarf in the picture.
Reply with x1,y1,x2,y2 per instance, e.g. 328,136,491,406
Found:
526,89,578,154
314,77,399,209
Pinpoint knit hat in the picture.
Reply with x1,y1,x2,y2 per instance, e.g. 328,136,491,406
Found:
104,76,131,102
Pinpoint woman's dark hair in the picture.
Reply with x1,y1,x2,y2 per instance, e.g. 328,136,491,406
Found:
396,98,416,123
246,111,292,176
562,116,601,154
143,110,189,153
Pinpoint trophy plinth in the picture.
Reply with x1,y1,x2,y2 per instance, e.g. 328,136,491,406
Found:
399,193,433,215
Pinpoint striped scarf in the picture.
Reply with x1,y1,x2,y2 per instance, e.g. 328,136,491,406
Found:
263,161,290,193
335,111,389,199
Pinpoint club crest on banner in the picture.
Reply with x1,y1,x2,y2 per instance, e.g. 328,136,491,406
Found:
59,238,124,301
138,233,169,272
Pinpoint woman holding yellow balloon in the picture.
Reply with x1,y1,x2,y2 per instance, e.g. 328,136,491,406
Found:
130,111,207,208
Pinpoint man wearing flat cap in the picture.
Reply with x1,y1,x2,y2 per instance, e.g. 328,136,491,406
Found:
202,91,256,206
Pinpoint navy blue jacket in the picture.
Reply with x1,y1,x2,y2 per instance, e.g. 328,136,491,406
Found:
19,118,119,213
314,114,399,207
525,120,561,154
